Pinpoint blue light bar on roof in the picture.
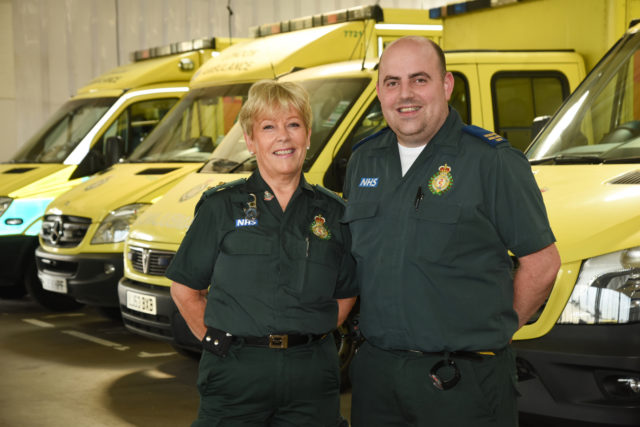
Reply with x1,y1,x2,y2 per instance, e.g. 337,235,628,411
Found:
429,0,520,19
250,4,384,38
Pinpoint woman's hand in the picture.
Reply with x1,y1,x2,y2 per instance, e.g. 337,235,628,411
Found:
170,281,208,340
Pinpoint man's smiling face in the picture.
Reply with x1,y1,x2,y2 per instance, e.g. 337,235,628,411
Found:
376,38,454,148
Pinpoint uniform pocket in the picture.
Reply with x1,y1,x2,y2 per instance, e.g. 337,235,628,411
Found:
300,237,343,302
410,202,460,263
220,230,272,255
342,201,378,223
342,201,378,260
216,231,273,294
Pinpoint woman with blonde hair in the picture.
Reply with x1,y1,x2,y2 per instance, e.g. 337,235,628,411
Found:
168,79,357,426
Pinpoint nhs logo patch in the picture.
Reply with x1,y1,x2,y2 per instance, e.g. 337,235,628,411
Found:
358,177,379,188
235,218,258,227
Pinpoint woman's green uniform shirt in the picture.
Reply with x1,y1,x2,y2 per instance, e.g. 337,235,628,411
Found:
166,171,357,337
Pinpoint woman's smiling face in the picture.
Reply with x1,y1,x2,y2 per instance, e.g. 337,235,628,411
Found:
245,105,311,182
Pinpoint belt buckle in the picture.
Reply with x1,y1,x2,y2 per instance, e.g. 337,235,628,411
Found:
269,334,288,349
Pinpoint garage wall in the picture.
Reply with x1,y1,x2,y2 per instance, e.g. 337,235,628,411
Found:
1,0,446,162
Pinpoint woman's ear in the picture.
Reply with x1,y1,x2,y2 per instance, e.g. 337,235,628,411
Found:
244,133,255,154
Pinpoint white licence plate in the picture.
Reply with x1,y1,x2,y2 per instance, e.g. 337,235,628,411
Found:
38,273,68,294
126,291,157,315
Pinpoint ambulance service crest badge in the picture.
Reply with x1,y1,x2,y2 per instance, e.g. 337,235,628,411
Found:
310,215,331,240
428,164,453,195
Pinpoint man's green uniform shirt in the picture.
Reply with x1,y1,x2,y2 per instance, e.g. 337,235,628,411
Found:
343,109,555,352
166,171,357,337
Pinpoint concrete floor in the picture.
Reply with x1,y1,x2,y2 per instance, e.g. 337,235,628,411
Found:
1,296,607,427
0,297,351,427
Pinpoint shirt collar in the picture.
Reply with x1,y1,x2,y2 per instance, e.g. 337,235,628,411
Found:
368,107,463,157
428,107,463,153
246,169,315,198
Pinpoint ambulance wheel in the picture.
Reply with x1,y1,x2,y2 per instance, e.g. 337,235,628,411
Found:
24,258,84,311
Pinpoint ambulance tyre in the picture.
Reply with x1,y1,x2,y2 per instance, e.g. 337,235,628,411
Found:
24,258,84,311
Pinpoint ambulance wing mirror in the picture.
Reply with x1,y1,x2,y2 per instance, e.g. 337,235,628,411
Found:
104,136,124,166
531,115,551,140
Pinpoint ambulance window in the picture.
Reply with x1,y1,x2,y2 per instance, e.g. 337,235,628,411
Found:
323,99,386,192
300,77,370,172
529,42,640,163
130,84,251,163
11,97,115,163
492,71,569,151
96,97,179,158
450,72,470,125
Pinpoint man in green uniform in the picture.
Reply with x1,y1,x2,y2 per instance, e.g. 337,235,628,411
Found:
167,80,357,426
343,36,561,426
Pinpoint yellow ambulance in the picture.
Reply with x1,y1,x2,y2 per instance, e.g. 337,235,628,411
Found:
33,5,442,311
0,38,227,309
512,21,640,426
117,38,585,384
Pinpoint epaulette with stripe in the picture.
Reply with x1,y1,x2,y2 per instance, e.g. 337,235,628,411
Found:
462,125,508,147
352,127,392,152
195,178,247,213
314,185,345,205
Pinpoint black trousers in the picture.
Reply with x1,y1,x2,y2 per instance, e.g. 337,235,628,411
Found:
193,335,343,427
350,341,519,427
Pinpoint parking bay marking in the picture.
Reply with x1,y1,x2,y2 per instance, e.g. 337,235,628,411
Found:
138,351,177,358
23,319,174,355
43,313,85,319
22,318,55,328
62,330,130,351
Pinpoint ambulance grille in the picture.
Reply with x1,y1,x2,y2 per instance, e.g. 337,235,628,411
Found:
40,215,91,248
129,246,175,276
608,170,640,184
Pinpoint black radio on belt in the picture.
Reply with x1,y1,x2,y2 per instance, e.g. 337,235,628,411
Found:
202,326,233,357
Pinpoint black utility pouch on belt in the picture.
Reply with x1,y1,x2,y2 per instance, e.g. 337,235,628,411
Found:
201,326,233,357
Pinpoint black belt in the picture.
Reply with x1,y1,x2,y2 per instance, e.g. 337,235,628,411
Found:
234,333,326,349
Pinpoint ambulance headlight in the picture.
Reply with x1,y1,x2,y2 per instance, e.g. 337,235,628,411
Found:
558,247,640,324
0,197,13,217
91,204,149,244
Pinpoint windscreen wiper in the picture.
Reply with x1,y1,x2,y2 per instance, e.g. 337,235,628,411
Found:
602,156,640,164
529,154,604,165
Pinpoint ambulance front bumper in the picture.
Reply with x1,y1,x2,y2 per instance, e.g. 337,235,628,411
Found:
514,323,640,426
34,246,122,307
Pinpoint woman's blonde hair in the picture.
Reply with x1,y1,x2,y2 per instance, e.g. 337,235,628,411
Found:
238,80,312,138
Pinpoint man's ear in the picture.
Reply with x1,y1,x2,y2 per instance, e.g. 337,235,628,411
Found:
443,72,455,101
